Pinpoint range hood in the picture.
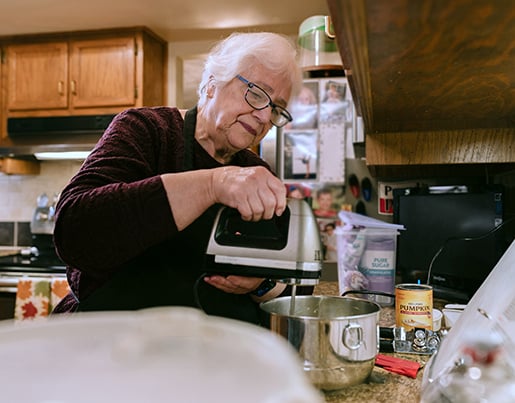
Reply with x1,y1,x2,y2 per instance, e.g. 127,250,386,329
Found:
1,114,116,159
0,143,97,160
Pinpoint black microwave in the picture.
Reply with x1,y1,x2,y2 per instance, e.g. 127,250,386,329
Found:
393,184,509,301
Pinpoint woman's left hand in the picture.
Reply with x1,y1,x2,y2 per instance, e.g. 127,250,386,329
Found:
204,275,263,294
204,274,287,301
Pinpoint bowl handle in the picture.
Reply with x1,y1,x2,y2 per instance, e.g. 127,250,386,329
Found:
342,323,363,350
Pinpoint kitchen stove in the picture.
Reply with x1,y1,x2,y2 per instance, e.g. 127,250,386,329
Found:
0,245,66,320
0,233,66,274
0,252,66,274
0,197,68,319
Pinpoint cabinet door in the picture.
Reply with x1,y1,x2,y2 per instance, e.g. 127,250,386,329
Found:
7,42,68,111
70,36,136,109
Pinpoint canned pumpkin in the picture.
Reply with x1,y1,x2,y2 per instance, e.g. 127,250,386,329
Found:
395,284,433,331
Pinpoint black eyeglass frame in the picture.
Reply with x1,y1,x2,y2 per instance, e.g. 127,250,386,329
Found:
236,75,293,128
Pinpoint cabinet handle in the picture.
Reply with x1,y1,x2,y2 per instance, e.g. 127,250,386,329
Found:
70,80,77,95
57,81,65,95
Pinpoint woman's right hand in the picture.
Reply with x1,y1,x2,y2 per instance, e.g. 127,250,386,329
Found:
211,165,287,221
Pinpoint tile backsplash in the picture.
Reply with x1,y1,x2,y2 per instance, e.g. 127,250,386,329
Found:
0,221,31,246
0,222,15,244
0,160,83,222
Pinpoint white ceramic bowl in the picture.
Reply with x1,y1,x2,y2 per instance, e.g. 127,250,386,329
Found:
442,308,463,329
0,307,324,403
432,308,443,331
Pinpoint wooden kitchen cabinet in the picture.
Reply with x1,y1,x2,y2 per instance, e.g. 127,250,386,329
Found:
0,45,5,141
3,27,167,118
326,0,515,168
69,37,136,109
6,42,68,111
0,157,40,175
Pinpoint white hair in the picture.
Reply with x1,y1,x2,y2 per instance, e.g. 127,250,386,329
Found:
197,32,302,107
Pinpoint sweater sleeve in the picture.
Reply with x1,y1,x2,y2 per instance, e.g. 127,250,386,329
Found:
54,107,183,272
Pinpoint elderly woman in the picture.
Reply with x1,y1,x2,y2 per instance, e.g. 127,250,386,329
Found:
52,32,310,324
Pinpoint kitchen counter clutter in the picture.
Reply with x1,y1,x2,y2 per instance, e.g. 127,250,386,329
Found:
310,239,515,402
0,279,448,402
313,281,432,403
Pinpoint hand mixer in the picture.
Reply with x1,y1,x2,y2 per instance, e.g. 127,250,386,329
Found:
204,198,323,286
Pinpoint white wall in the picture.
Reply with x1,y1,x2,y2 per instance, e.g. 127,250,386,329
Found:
166,39,214,107
166,35,297,107
0,161,83,221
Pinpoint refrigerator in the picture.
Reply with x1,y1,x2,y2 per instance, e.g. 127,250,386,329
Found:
260,76,377,277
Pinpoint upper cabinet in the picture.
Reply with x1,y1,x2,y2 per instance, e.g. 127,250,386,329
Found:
7,41,69,111
69,37,136,109
327,0,515,166
2,27,167,118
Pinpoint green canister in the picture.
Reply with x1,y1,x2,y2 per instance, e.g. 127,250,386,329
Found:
298,15,343,71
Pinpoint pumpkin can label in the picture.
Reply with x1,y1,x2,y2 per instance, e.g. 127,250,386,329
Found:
395,284,433,330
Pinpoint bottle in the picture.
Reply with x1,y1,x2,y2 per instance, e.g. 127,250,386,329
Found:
421,331,515,402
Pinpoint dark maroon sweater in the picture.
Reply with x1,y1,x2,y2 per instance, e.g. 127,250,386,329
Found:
52,107,274,320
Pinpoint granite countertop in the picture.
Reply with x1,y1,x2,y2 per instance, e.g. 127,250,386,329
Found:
313,281,431,403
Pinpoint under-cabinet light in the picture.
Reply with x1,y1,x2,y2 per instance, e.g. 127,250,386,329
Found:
34,151,91,160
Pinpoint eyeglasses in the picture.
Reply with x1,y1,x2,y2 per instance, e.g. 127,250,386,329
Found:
236,75,292,128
